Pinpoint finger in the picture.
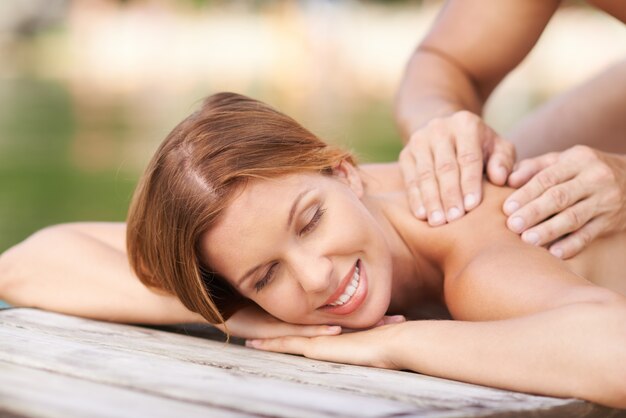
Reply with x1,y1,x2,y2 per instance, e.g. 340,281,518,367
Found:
455,132,483,211
281,324,342,338
508,177,589,235
548,218,605,259
507,153,558,188
519,199,594,247
415,141,445,226
432,137,464,222
246,336,307,355
380,315,406,325
399,150,426,219
503,160,580,220
486,137,515,186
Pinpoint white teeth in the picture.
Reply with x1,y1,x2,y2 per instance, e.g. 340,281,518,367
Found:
328,263,361,307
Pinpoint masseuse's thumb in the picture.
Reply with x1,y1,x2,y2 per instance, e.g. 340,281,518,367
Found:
486,137,516,186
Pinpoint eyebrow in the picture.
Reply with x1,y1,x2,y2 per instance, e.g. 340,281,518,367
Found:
235,188,314,287
287,188,313,230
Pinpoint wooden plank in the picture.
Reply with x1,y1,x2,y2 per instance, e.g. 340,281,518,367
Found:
0,360,246,418
0,309,417,418
1,308,622,418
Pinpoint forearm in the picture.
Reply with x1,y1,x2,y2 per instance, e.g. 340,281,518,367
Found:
391,302,626,408
0,224,206,325
508,60,626,160
394,49,484,141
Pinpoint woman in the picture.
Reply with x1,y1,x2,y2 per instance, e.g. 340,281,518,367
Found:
1,93,625,407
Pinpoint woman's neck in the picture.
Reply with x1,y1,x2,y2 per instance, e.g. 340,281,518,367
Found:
358,163,449,312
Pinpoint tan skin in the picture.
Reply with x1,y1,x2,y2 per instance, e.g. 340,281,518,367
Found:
1,159,626,406
331,163,625,320
203,160,626,407
395,0,626,258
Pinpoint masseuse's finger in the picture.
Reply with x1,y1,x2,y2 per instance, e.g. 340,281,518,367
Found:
399,149,426,219
415,142,445,226
548,218,605,259
503,161,580,232
433,137,464,222
507,153,559,189
485,136,516,186
519,198,594,247
510,178,588,237
455,132,484,211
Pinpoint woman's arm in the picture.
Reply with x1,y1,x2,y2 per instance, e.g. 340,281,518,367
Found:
392,301,626,408
0,223,348,338
248,300,626,407
0,223,207,324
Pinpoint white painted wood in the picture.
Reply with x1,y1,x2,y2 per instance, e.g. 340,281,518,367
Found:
0,308,608,418
0,360,244,418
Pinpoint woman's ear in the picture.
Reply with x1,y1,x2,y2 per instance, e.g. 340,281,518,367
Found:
333,160,364,198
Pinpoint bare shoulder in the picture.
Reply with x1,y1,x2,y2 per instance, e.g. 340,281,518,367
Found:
443,186,624,321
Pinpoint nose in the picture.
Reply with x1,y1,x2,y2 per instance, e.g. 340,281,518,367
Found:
291,251,332,294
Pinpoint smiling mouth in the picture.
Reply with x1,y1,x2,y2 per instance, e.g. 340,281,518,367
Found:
325,264,360,307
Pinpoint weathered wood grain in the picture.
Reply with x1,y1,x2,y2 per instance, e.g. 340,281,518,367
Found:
0,308,623,418
0,360,245,418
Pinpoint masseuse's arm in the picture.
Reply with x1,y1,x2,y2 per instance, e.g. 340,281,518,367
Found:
0,223,342,338
507,60,626,160
395,0,558,223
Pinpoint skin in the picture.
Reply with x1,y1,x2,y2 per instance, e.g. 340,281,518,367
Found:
202,161,626,326
220,161,626,407
2,159,626,406
395,0,626,258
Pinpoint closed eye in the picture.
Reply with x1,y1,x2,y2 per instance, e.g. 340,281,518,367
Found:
299,207,325,236
255,263,278,292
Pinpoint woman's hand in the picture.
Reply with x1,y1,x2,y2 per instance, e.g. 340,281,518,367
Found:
221,303,405,340
399,111,515,225
245,321,406,370
220,304,341,339
504,145,626,259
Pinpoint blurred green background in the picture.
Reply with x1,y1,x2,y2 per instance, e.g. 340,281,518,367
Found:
0,0,624,255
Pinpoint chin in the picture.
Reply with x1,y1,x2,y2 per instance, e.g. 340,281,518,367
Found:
343,294,391,329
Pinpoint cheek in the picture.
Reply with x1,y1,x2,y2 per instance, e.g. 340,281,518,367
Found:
254,283,310,323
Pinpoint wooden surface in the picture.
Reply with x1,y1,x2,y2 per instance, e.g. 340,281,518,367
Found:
0,308,623,418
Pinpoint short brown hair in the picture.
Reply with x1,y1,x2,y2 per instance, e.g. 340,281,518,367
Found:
126,93,354,325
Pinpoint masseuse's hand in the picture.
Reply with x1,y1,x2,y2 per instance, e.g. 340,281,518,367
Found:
222,303,405,339
504,145,626,259
246,321,406,370
400,111,515,225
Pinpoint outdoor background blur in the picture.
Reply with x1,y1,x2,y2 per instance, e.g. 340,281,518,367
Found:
0,0,624,255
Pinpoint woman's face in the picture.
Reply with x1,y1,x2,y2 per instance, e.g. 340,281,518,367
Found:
200,162,393,329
